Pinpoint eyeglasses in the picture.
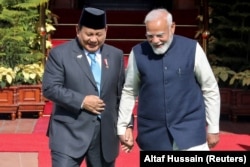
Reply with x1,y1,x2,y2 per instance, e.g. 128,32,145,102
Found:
145,32,165,39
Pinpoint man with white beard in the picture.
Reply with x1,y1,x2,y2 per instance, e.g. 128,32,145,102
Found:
117,8,220,151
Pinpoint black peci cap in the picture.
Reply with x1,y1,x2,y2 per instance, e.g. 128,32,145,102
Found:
78,7,106,29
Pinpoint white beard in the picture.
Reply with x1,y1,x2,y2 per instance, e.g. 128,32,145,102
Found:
151,35,173,55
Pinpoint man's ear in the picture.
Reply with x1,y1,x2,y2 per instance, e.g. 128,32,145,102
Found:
171,22,176,34
76,25,80,35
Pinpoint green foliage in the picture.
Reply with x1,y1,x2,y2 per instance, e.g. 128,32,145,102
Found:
14,62,44,85
212,66,236,88
0,66,16,88
212,66,236,82
0,0,43,68
209,0,250,71
0,0,52,88
229,70,250,88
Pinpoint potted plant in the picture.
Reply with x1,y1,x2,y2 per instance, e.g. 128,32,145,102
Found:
212,65,236,87
0,67,18,120
14,63,44,85
227,69,250,121
229,69,250,88
0,67,16,88
0,0,55,119
206,0,250,121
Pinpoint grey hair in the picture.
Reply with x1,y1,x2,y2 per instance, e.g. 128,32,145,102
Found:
144,8,173,26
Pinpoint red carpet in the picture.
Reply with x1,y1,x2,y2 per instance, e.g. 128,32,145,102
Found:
0,116,250,167
0,116,140,167
211,133,250,151
43,101,53,115
0,133,50,167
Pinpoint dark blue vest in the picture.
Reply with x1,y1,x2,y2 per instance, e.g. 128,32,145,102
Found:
133,35,206,150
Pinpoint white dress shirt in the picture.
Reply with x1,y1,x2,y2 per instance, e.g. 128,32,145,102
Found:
85,50,102,68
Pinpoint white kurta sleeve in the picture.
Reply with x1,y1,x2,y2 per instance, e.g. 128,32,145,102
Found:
117,51,140,135
194,43,221,133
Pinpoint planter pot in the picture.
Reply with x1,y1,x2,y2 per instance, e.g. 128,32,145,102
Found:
219,88,232,119
16,85,45,119
0,86,18,120
231,89,250,122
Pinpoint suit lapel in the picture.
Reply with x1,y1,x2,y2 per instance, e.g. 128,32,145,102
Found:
72,40,111,94
72,41,96,86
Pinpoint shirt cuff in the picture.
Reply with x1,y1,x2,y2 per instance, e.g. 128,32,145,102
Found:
117,127,127,135
207,125,219,134
81,98,85,109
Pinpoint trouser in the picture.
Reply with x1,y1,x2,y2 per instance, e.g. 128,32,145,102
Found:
51,119,115,167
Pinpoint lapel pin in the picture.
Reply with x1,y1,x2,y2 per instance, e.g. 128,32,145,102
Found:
104,59,109,68
77,55,82,59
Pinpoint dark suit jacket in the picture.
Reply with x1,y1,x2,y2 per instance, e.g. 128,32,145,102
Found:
42,38,125,162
